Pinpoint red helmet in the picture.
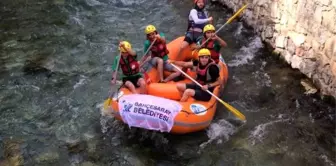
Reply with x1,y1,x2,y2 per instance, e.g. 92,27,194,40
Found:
194,0,205,3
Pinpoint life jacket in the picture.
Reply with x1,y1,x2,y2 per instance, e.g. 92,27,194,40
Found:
196,60,218,85
119,55,139,76
150,39,169,58
201,38,220,64
187,9,207,31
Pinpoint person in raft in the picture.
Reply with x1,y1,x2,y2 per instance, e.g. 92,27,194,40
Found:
143,24,181,83
111,41,147,94
176,0,213,59
194,24,227,64
173,48,220,102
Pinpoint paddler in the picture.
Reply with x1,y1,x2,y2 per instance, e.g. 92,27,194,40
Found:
194,24,227,64
172,48,220,102
142,24,181,83
176,0,213,59
111,41,147,94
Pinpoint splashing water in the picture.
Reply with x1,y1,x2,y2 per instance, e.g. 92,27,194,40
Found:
249,118,290,146
200,119,237,149
228,37,263,67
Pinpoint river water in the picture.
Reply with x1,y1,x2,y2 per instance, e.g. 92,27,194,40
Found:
0,0,335,165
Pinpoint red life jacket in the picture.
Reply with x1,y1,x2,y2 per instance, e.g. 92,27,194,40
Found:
150,39,169,58
196,60,216,85
201,38,220,64
119,55,140,76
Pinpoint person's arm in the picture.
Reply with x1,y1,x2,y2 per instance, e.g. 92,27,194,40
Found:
214,35,227,47
190,38,202,50
111,55,120,72
172,61,193,68
207,65,220,88
120,43,136,56
156,32,166,43
190,9,212,24
111,55,120,84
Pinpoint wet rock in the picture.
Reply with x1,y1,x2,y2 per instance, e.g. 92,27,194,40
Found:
286,38,296,55
323,37,336,59
214,0,336,98
330,62,336,76
23,61,51,76
288,31,305,47
322,9,336,33
275,36,286,48
3,139,24,166
35,151,59,164
263,26,273,39
66,141,86,153
300,79,318,95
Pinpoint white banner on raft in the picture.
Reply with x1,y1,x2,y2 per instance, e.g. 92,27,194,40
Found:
118,94,182,132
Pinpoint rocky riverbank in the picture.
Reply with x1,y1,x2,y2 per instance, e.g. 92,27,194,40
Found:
211,0,336,98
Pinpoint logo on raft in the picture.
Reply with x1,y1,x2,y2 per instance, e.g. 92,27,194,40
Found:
121,100,133,112
189,104,207,116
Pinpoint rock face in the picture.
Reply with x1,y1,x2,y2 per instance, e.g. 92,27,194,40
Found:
212,0,336,97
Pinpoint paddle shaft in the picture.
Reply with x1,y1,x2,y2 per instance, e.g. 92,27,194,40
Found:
108,52,122,104
170,63,246,121
199,4,248,48
139,38,157,67
170,64,218,98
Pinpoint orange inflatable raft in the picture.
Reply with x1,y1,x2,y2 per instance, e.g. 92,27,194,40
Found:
103,36,229,134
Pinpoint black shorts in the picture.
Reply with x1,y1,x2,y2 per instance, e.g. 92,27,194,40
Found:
183,31,203,44
122,75,142,88
186,83,215,101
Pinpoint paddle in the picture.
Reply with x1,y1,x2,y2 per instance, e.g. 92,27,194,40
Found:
105,38,156,108
139,38,157,68
170,63,246,121
105,52,122,108
199,4,248,48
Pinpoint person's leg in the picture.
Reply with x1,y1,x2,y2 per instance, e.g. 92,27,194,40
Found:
178,83,197,101
180,89,195,102
137,77,147,94
193,87,214,101
124,80,137,94
176,83,187,95
163,62,181,82
154,57,164,82
177,33,193,60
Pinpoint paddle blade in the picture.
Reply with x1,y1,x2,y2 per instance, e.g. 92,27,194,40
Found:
104,99,111,110
219,99,246,121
